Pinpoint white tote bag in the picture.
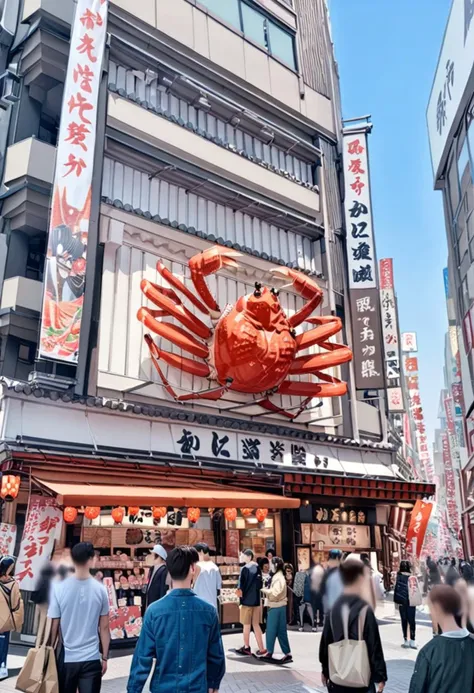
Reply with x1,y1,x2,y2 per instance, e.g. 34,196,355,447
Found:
408,575,423,607
328,604,371,689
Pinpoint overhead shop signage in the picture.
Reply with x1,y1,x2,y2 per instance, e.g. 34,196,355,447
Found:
343,130,384,390
402,332,418,353
379,259,401,381
313,506,367,524
405,366,434,483
165,424,395,477
427,0,474,178
442,431,461,533
39,0,108,363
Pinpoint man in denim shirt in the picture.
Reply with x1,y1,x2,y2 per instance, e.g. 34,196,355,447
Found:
127,546,225,693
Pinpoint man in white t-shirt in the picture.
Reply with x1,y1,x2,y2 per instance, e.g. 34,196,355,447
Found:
49,542,110,693
193,543,222,610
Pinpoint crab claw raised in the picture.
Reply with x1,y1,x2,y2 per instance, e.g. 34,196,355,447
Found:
270,267,324,327
189,246,242,312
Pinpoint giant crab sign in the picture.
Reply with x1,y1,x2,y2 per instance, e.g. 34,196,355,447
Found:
137,247,353,419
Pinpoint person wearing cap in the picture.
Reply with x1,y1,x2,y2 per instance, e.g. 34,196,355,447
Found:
146,545,169,608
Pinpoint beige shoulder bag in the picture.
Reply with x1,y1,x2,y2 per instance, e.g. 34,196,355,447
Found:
328,604,371,688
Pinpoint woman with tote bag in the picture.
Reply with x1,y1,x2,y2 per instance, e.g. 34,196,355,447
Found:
0,556,24,681
394,560,419,650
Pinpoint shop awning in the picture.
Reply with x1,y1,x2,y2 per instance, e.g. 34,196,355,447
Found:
34,479,300,509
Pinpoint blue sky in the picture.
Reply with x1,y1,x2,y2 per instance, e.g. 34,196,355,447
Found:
328,0,452,446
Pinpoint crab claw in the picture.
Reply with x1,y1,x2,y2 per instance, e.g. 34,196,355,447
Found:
189,246,242,312
270,267,324,327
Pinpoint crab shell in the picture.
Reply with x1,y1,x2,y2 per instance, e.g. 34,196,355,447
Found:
213,286,296,394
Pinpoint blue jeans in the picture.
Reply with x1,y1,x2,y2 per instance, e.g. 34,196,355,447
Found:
266,607,290,655
0,631,10,667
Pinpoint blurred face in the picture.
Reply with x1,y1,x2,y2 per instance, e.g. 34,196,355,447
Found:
240,552,251,564
262,563,270,574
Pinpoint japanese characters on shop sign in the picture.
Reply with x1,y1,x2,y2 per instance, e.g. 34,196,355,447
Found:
343,133,377,290
350,289,385,390
16,497,63,590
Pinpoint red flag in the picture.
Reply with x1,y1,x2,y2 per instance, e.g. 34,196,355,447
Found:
406,501,433,557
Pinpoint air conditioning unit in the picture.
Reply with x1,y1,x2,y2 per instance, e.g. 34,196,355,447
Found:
28,371,77,392
0,66,19,109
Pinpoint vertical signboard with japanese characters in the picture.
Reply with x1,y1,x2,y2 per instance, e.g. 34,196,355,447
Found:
343,130,384,390
39,0,108,363
379,259,401,381
405,360,434,483
16,497,63,590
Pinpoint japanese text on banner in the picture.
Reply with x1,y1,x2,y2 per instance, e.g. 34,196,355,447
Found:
16,496,63,590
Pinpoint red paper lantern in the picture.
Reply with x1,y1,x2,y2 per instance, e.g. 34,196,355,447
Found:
224,507,237,522
128,506,140,517
240,508,253,517
0,475,20,502
255,508,268,523
63,507,78,524
84,507,101,521
187,507,201,524
112,507,125,524
152,506,167,520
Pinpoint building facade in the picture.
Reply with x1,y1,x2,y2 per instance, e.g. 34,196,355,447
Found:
427,0,474,555
0,0,434,639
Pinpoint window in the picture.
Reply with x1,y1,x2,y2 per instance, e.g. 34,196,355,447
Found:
458,137,470,184
198,0,240,27
199,0,297,70
268,20,296,68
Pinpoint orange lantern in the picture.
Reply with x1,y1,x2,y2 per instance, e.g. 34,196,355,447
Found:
152,506,167,520
63,507,78,524
128,507,140,517
112,507,125,524
224,507,237,522
0,475,20,502
240,508,253,517
256,508,268,523
84,507,101,521
187,507,201,524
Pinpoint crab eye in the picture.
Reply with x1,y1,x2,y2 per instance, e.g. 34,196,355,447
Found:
270,287,279,297
254,281,262,298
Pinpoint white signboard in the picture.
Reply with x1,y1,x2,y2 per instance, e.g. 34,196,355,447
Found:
16,497,63,590
343,131,377,289
39,0,108,362
381,289,400,379
0,524,16,558
402,332,418,353
427,0,474,177
387,387,404,412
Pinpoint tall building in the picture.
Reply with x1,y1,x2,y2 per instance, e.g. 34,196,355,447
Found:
0,0,432,641
427,0,474,553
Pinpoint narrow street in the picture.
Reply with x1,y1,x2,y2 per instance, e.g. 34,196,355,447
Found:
2,604,431,693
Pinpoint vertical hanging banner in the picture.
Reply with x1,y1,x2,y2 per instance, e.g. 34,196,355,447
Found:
16,497,63,590
441,431,461,534
39,0,108,362
379,258,401,380
343,128,384,390
402,332,418,353
406,500,433,557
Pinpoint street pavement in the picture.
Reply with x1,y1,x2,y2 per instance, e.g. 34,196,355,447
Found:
2,601,431,693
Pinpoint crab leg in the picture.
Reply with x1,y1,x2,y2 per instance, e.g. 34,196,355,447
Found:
270,267,324,327
137,307,209,359
144,334,210,377
296,316,344,351
156,261,210,315
141,279,212,340
144,335,230,402
189,246,242,313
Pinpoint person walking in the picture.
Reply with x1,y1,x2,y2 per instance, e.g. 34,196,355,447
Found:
319,559,387,693
0,556,23,681
235,549,266,656
408,585,474,693
49,542,110,693
260,557,292,663
146,544,169,608
310,563,325,628
127,546,225,693
31,563,55,647
193,543,222,610
320,549,343,612
394,560,418,650
445,558,459,587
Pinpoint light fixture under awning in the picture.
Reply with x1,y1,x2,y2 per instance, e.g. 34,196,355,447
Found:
34,479,300,510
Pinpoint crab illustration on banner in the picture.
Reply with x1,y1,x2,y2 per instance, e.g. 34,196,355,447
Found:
137,246,353,418
406,500,433,557
39,0,109,362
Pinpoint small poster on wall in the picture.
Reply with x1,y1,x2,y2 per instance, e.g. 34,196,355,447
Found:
226,530,240,558
297,547,310,572
310,524,371,550
0,523,16,558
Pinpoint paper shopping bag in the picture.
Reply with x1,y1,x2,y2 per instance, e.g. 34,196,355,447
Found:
16,645,48,693
39,648,59,693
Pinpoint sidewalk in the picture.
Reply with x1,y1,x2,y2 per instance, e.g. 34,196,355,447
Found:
3,602,431,693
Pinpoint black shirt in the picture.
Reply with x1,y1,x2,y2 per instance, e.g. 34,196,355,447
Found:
239,563,262,607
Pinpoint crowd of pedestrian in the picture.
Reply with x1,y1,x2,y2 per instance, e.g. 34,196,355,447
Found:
1,545,474,692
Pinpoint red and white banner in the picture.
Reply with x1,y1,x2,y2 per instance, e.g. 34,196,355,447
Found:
406,500,433,557
16,497,63,590
442,431,461,534
39,0,108,362
379,259,394,290
402,332,418,353
0,523,16,558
